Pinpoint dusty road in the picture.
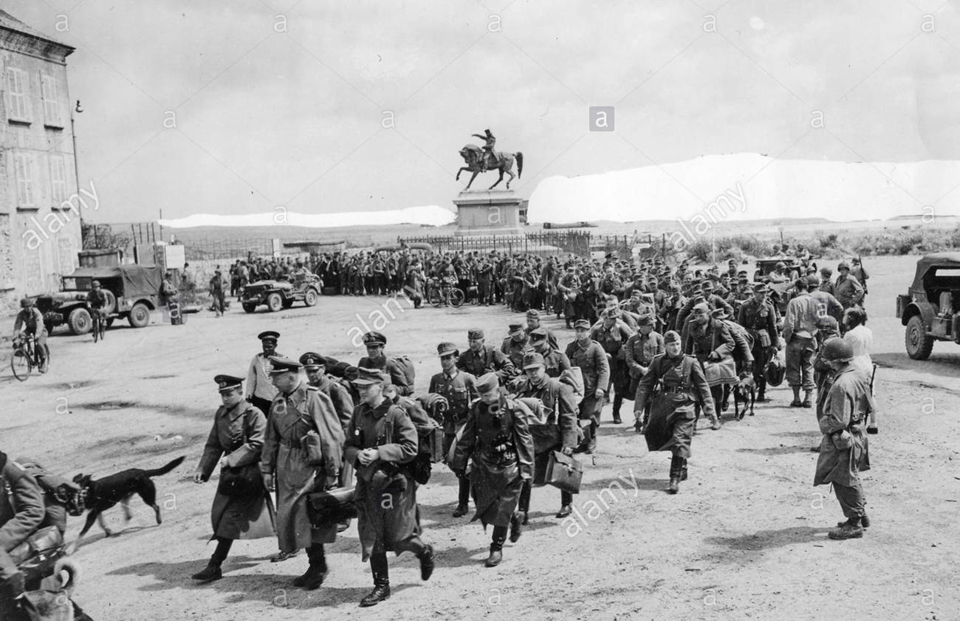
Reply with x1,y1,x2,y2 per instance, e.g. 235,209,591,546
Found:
3,255,959,621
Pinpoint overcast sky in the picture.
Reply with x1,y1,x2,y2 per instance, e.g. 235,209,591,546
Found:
8,0,960,222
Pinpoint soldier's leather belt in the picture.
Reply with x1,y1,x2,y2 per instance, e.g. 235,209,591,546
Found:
280,437,303,449
662,386,688,394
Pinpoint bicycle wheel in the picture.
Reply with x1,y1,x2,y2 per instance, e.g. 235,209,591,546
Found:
11,350,31,381
99,315,106,341
428,287,443,308
450,288,466,308
37,345,50,374
93,316,100,343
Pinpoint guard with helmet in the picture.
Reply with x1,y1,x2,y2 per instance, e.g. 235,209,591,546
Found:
737,282,780,402
814,338,874,540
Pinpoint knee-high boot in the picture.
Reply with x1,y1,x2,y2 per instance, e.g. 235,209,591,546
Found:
668,454,682,494
485,526,508,567
360,552,390,607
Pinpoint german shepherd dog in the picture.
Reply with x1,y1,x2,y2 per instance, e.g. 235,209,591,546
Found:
71,456,185,550
733,373,757,420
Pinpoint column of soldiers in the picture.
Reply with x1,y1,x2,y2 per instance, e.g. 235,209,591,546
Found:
184,254,873,607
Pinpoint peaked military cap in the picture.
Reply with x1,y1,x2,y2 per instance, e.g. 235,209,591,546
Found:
476,372,499,393
362,331,387,346
299,352,325,369
573,319,591,330
522,352,545,369
214,374,243,392
468,328,484,340
437,342,460,357
268,356,301,374
353,367,387,385
257,330,280,342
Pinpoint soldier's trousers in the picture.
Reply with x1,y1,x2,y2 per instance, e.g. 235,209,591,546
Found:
751,342,772,394
518,479,572,512
834,479,865,520
786,336,816,391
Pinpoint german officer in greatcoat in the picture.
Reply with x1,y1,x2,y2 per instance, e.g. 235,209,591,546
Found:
260,357,344,589
564,319,609,452
344,368,435,608
634,331,716,494
451,373,535,567
429,342,479,517
458,329,517,384
624,314,665,420
191,375,276,584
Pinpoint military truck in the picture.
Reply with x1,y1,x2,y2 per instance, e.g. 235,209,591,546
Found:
240,274,321,313
35,250,163,335
896,252,960,360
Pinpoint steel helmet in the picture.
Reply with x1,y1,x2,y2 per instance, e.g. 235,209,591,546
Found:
92,280,101,288
764,356,786,387
821,337,854,362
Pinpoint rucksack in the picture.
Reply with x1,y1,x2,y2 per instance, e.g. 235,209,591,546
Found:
390,355,416,390
559,367,585,405
721,319,754,363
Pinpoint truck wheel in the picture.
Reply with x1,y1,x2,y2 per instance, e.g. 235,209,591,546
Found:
304,288,318,307
242,303,258,313
905,315,934,360
68,308,92,335
266,293,283,312
128,303,151,328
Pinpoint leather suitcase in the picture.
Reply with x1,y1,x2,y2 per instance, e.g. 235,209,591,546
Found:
545,450,583,494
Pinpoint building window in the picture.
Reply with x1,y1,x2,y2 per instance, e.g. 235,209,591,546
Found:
6,68,31,123
50,155,67,205
41,74,63,128
14,152,36,207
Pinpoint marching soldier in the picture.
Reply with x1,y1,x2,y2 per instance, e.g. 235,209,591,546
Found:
682,303,731,428
524,310,559,350
450,373,535,567
358,331,414,396
565,319,610,452
783,278,819,408
527,327,572,378
429,342,479,517
246,331,283,417
737,283,780,402
191,375,276,584
500,323,529,371
514,352,580,519
458,329,517,383
814,339,873,540
260,357,344,587
301,353,354,432
590,308,633,425
624,314,665,422
344,368,436,607
634,331,716,494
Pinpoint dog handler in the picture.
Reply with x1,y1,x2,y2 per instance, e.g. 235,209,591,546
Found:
0,450,44,621
191,375,276,584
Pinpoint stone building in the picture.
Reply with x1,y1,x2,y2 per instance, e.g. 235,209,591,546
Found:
0,10,81,314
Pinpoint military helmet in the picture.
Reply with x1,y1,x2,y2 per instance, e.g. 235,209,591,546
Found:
821,337,854,362
764,356,786,387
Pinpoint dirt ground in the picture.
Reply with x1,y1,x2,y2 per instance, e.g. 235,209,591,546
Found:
3,255,959,621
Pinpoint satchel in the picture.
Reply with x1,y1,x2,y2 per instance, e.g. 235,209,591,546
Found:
306,486,358,528
545,450,583,494
7,525,63,566
217,463,264,498
302,429,325,467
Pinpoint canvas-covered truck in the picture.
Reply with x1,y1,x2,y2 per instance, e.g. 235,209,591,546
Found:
897,252,960,360
35,264,163,335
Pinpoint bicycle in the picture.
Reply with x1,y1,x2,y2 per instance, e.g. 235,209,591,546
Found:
427,278,465,308
11,333,50,381
91,309,106,343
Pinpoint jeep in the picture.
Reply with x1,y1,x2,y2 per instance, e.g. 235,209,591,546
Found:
240,274,321,313
896,252,960,360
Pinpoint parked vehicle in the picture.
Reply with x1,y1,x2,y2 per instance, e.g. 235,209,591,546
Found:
240,275,321,312
35,263,162,335
896,252,960,360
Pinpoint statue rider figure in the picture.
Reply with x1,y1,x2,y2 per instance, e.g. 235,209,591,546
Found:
472,129,497,170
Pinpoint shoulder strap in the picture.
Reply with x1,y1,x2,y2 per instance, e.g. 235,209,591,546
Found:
681,356,695,391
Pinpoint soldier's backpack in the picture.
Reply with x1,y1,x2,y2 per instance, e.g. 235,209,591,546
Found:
393,395,444,478
559,367,585,405
720,319,754,365
389,355,417,391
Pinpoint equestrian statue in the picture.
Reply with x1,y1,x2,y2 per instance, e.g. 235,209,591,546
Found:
456,128,523,190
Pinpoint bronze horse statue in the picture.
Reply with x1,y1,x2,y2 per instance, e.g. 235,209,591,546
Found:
456,144,523,190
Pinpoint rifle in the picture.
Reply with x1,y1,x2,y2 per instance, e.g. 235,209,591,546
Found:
858,254,869,294
869,363,877,397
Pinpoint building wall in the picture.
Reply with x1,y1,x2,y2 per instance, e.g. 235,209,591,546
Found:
0,28,79,315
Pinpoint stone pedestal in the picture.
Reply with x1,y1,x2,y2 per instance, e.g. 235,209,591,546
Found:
453,190,526,236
